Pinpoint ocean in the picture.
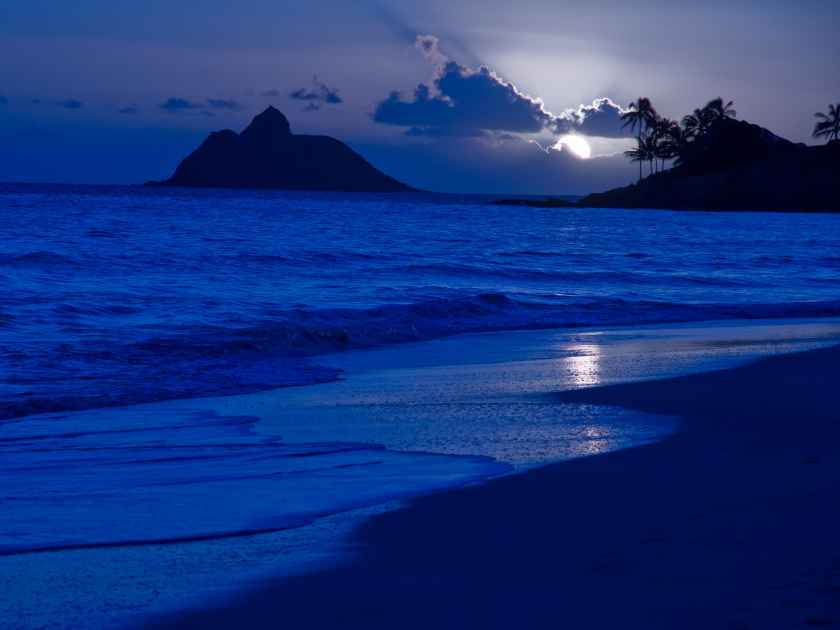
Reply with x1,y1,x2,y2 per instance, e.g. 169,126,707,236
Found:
4,183,840,420
4,183,840,625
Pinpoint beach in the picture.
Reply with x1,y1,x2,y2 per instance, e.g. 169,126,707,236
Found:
147,336,840,629
3,4,837,626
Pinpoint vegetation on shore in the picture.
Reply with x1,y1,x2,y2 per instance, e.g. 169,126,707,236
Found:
621,98,840,184
813,103,840,143
621,97,736,182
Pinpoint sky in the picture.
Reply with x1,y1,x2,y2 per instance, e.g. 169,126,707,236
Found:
0,0,837,194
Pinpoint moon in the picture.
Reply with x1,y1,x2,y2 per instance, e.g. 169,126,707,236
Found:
555,134,592,159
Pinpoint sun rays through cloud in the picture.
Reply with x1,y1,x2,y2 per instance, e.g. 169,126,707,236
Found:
554,134,592,159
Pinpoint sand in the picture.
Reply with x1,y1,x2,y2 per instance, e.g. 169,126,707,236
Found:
147,343,840,629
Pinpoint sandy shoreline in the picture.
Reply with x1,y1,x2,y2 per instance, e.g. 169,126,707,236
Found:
148,342,840,629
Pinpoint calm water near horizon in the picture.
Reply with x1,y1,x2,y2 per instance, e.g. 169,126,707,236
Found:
5,184,840,626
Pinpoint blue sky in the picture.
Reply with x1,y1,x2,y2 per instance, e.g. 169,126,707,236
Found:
0,1,837,193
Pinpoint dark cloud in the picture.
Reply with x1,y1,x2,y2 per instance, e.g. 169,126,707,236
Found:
289,77,343,107
159,97,201,112
118,106,138,115
261,89,281,97
206,99,242,111
31,99,41,105
0,96,7,106
57,99,83,110
558,98,631,138
159,97,240,115
374,36,633,141
374,60,552,136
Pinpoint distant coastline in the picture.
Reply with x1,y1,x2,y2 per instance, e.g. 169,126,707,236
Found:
497,116,840,213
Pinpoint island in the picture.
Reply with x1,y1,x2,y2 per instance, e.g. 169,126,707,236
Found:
497,117,839,212
147,106,413,192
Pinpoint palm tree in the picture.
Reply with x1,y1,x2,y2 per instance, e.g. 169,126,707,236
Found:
702,97,736,121
625,132,658,182
682,99,735,140
653,118,681,171
681,108,708,139
666,123,691,166
813,103,840,142
621,97,658,140
625,139,647,183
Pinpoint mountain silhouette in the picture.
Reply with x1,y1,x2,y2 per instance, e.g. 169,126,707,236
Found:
147,107,412,192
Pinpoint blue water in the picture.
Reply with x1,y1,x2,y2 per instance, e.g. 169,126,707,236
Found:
0,185,840,576
6,184,840,626
4,183,840,420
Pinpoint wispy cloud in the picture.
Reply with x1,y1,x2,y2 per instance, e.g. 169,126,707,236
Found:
159,97,243,115
159,97,201,112
289,76,343,111
206,99,242,111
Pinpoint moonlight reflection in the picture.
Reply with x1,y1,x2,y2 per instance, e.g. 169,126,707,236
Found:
565,342,602,387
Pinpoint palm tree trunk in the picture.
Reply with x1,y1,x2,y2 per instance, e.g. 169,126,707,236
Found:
638,137,642,183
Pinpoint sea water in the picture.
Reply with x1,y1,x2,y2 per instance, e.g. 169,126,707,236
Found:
4,184,840,420
4,184,840,625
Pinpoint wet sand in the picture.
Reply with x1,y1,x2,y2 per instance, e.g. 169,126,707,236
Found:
149,343,840,629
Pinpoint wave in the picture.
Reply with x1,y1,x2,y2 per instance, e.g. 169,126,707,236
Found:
0,404,509,557
5,292,840,421
375,262,764,287
0,251,79,267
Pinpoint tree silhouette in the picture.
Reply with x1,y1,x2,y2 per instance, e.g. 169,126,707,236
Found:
653,118,681,171
624,97,737,177
702,97,736,121
681,108,710,139
621,98,658,139
681,99,735,140
813,103,840,142
624,132,658,182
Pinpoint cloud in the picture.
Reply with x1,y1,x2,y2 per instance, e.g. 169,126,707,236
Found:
57,99,83,110
159,97,201,112
206,99,242,111
118,106,138,115
557,98,630,138
289,76,343,111
0,96,7,106
159,97,241,115
374,36,634,140
261,89,281,97
415,34,448,66
374,60,553,136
